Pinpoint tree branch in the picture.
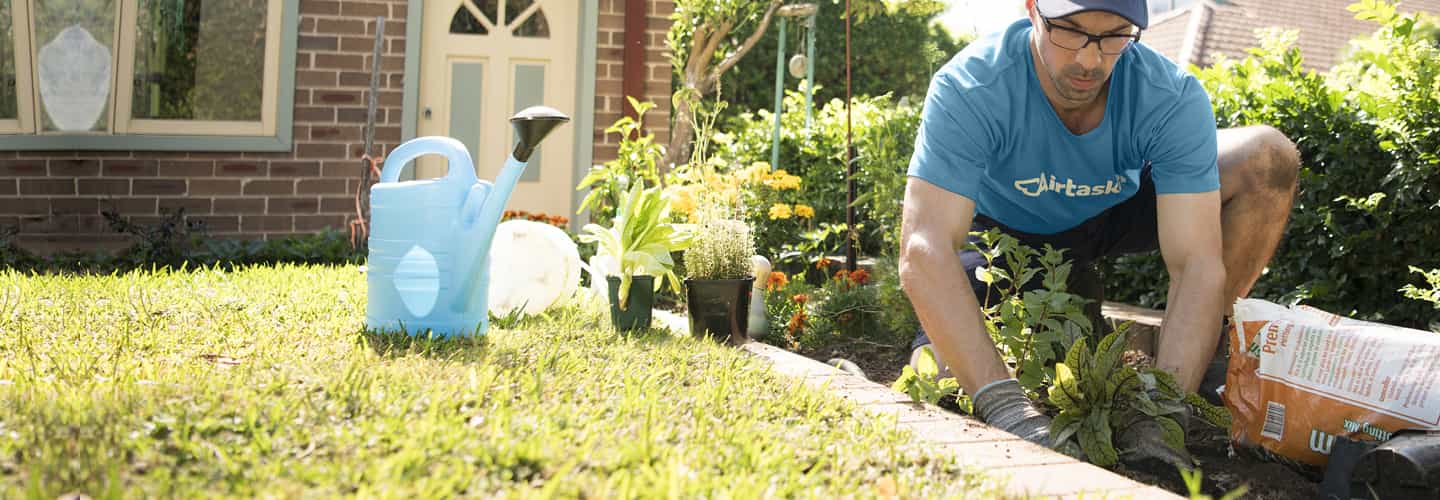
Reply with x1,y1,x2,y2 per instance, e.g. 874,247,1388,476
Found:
702,0,782,93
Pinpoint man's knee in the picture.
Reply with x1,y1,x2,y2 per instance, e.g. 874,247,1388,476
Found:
1220,125,1300,199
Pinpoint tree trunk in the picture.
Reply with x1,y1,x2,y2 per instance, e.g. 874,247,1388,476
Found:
665,97,696,170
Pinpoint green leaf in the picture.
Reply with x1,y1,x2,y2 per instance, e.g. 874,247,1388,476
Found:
1049,410,1083,448
915,346,939,378
1156,416,1187,455
1049,363,1082,410
1078,410,1118,466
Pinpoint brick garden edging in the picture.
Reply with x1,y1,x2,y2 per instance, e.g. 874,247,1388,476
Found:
653,310,1182,499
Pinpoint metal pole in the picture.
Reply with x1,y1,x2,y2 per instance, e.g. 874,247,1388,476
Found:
804,10,816,129
772,18,787,171
844,0,856,273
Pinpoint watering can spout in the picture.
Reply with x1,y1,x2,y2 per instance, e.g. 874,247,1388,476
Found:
510,106,570,163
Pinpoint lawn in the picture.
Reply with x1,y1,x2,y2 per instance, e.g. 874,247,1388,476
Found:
0,264,1010,498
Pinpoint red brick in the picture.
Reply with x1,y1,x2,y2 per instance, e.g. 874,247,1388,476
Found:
216,161,264,177
104,198,157,215
320,196,354,213
300,17,316,33
101,159,158,177
299,0,338,15
340,36,380,53
316,91,362,105
338,71,373,87
159,198,212,215
295,106,336,122
243,180,295,196
310,125,361,141
297,70,338,87
316,18,365,35
77,179,130,196
295,53,312,69
378,55,404,72
0,160,46,176
315,53,364,70
0,179,14,195
269,161,321,177
191,215,240,233
0,199,49,215
336,107,371,123
48,159,100,177
189,179,243,196
242,215,292,232
298,179,348,195
18,215,53,233
297,143,347,159
20,179,76,195
377,91,402,107
267,197,320,214
212,198,265,215
341,1,387,17
158,160,214,177
298,35,338,51
389,38,405,54
294,89,311,106
376,20,404,36
374,126,401,143
50,197,100,215
295,214,347,231
133,179,187,196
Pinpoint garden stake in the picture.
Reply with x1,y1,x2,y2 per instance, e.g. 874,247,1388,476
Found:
844,0,856,273
350,16,386,252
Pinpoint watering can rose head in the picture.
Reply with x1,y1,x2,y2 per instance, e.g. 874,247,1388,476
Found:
578,183,693,309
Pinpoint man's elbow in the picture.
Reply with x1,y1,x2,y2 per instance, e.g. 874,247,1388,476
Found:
897,241,931,297
1181,255,1227,291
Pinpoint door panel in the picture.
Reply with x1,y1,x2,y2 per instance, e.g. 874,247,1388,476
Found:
418,0,576,219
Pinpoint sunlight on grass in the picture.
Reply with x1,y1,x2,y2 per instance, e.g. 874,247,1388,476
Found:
0,264,1011,498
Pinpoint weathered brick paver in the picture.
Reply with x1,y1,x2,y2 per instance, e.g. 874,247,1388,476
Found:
651,310,1183,499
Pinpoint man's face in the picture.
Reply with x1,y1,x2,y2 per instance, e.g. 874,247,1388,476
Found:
1028,6,1136,106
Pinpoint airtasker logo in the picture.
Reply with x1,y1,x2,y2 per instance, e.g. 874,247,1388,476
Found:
1013,173,1127,197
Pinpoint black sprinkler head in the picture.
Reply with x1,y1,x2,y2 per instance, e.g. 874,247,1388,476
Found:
510,106,570,163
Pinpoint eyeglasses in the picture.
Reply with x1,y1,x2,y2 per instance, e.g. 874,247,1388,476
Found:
1039,16,1141,55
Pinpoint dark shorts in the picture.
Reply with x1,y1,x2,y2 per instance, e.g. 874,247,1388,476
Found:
912,167,1162,350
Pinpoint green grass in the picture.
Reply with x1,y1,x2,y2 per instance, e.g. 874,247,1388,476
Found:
0,264,1011,498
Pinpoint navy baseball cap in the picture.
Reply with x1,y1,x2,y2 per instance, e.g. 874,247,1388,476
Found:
1036,0,1149,29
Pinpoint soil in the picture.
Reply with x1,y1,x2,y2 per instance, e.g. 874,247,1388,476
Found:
781,339,1323,499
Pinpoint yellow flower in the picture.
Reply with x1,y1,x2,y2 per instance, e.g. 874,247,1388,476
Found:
668,186,697,215
769,203,793,220
794,204,815,218
742,162,771,184
763,170,802,191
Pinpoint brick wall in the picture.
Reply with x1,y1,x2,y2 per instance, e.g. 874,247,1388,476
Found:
1,0,675,255
592,0,675,165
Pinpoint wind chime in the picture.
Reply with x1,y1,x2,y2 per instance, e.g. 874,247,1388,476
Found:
770,3,818,171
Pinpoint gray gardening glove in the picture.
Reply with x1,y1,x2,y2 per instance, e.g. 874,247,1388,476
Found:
973,379,1051,446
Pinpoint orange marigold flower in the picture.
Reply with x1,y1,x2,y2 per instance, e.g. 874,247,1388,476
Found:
792,293,809,304
766,272,789,291
815,257,833,270
849,269,870,285
834,269,849,282
786,312,808,334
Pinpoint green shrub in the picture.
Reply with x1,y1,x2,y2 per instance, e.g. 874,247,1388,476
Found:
714,89,921,264
1107,3,1440,328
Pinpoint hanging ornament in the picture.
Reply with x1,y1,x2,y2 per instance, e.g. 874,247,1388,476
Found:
788,54,807,79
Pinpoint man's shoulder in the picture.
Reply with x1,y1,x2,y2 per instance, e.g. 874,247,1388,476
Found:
932,19,1032,102
1120,41,1208,100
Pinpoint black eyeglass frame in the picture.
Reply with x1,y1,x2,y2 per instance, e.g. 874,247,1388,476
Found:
1039,16,1143,55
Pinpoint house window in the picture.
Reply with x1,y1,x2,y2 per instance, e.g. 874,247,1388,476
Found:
1,0,290,148
1150,0,1201,17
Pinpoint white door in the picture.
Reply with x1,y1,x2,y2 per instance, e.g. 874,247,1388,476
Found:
418,0,577,220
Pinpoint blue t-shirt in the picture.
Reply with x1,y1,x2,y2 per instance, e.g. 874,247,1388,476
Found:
907,18,1220,235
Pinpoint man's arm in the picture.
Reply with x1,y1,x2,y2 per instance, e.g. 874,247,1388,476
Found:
1154,191,1227,393
898,177,1010,394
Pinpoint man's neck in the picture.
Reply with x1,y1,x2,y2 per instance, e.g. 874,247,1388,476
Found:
1030,41,1108,135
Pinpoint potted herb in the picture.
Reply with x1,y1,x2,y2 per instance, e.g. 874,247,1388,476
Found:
683,218,756,343
579,183,690,331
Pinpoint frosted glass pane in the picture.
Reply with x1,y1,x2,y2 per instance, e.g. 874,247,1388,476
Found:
132,0,266,121
34,0,115,132
1,1,16,120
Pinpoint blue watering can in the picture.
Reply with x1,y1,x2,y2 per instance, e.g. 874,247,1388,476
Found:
366,106,570,337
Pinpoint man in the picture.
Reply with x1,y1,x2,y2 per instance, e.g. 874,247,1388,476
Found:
899,0,1299,465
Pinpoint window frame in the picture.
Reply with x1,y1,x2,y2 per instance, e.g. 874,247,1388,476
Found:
0,0,296,151
0,0,35,135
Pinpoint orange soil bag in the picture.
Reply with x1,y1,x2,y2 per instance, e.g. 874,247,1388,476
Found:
1224,299,1440,467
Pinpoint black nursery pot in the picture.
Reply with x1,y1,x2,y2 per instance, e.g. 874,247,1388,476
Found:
607,275,655,331
684,278,753,343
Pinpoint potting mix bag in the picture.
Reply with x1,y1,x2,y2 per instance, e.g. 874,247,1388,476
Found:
1223,298,1440,467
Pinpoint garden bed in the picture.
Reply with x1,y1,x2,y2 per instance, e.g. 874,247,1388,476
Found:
760,305,1323,500
0,264,1016,497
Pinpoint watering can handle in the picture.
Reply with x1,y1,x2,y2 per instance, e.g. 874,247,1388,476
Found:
378,136,478,185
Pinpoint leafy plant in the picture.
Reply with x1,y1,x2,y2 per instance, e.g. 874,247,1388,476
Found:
683,218,756,280
1180,467,1249,500
579,183,692,310
1401,266,1440,310
1047,325,1188,467
576,97,666,227
969,228,1094,395
891,345,966,410
102,207,204,269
